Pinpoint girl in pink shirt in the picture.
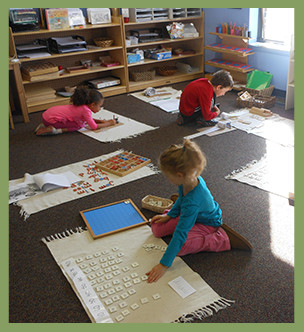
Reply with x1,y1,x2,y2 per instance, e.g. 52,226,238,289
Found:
35,86,117,136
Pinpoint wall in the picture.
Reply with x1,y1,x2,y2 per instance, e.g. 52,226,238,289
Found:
204,8,290,91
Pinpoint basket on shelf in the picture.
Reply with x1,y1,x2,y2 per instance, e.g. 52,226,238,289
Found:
157,66,177,76
243,85,275,97
94,38,114,48
130,68,155,82
236,92,276,109
142,195,174,213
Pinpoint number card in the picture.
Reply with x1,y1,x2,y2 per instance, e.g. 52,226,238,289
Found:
80,199,148,239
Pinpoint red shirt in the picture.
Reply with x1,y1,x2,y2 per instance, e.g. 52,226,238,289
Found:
179,78,217,121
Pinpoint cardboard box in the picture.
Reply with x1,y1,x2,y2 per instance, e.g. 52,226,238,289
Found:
127,53,141,64
150,50,172,60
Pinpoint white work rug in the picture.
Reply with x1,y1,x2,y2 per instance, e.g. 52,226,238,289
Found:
9,150,158,220
225,142,294,199
42,225,234,323
78,109,158,142
130,87,181,113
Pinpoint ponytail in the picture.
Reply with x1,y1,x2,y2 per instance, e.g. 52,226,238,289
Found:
159,139,206,176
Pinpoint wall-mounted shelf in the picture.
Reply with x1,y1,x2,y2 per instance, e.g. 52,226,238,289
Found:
205,31,254,86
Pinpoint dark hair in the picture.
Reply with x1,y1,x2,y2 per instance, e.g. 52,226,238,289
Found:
210,70,234,88
159,139,206,176
70,86,104,106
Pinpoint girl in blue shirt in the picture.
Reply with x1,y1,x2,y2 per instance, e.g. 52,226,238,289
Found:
146,139,231,283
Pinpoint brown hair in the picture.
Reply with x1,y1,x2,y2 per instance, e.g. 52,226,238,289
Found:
159,139,206,176
70,86,104,106
210,70,234,88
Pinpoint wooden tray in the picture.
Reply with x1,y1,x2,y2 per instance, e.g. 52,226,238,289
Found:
95,151,151,177
80,199,148,239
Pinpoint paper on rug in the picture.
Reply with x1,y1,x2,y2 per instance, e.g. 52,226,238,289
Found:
9,150,158,219
225,142,294,199
42,225,234,323
78,109,158,142
229,109,294,147
130,87,181,113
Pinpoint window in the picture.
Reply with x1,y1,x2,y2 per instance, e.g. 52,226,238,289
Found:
258,8,294,47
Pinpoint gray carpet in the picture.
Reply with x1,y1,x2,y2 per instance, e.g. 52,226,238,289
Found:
9,81,294,323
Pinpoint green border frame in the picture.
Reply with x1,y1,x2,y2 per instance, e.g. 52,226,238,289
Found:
3,1,300,331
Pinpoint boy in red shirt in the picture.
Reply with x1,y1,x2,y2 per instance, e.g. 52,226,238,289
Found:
177,70,234,127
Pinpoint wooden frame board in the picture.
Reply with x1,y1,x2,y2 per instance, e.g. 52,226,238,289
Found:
80,199,148,239
95,151,151,177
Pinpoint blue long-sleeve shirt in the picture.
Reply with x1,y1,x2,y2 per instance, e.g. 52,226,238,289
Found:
160,176,223,267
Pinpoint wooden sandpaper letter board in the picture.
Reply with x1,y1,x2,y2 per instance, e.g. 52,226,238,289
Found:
95,151,151,177
80,199,148,239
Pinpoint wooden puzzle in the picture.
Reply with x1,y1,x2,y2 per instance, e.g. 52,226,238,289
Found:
80,199,148,239
95,151,151,177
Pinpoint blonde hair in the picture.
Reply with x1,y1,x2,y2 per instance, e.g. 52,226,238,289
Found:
159,139,206,176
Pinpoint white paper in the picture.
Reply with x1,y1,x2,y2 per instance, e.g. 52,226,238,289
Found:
9,171,80,204
61,259,113,323
150,98,180,113
33,171,80,192
168,276,196,299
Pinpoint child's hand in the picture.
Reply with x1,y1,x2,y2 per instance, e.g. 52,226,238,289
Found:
151,214,170,224
106,119,117,126
212,105,221,116
146,263,168,283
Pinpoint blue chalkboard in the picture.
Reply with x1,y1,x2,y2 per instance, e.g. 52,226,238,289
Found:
80,199,148,239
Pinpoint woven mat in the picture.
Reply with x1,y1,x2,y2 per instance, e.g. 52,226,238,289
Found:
42,225,234,323
78,109,158,142
9,150,158,219
225,142,294,199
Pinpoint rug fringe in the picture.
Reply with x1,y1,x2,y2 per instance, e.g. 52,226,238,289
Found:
41,226,87,244
224,156,266,180
16,204,30,221
173,297,235,323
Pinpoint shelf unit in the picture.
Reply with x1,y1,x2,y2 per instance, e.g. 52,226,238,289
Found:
285,35,294,110
10,16,128,113
124,13,204,92
9,9,204,114
205,32,254,87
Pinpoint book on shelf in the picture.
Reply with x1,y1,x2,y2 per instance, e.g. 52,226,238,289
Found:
45,8,69,30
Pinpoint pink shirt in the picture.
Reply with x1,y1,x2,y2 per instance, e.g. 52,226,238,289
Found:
42,104,98,130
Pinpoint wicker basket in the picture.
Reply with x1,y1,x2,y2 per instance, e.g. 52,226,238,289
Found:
243,85,275,97
157,66,177,76
142,195,173,213
236,92,276,109
94,38,114,48
130,68,155,82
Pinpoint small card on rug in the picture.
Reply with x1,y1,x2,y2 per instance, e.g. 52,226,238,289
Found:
168,276,196,299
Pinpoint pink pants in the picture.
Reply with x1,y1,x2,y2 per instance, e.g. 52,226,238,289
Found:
42,114,82,132
151,214,231,256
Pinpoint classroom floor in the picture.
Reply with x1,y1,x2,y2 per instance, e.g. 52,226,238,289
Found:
9,81,294,323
